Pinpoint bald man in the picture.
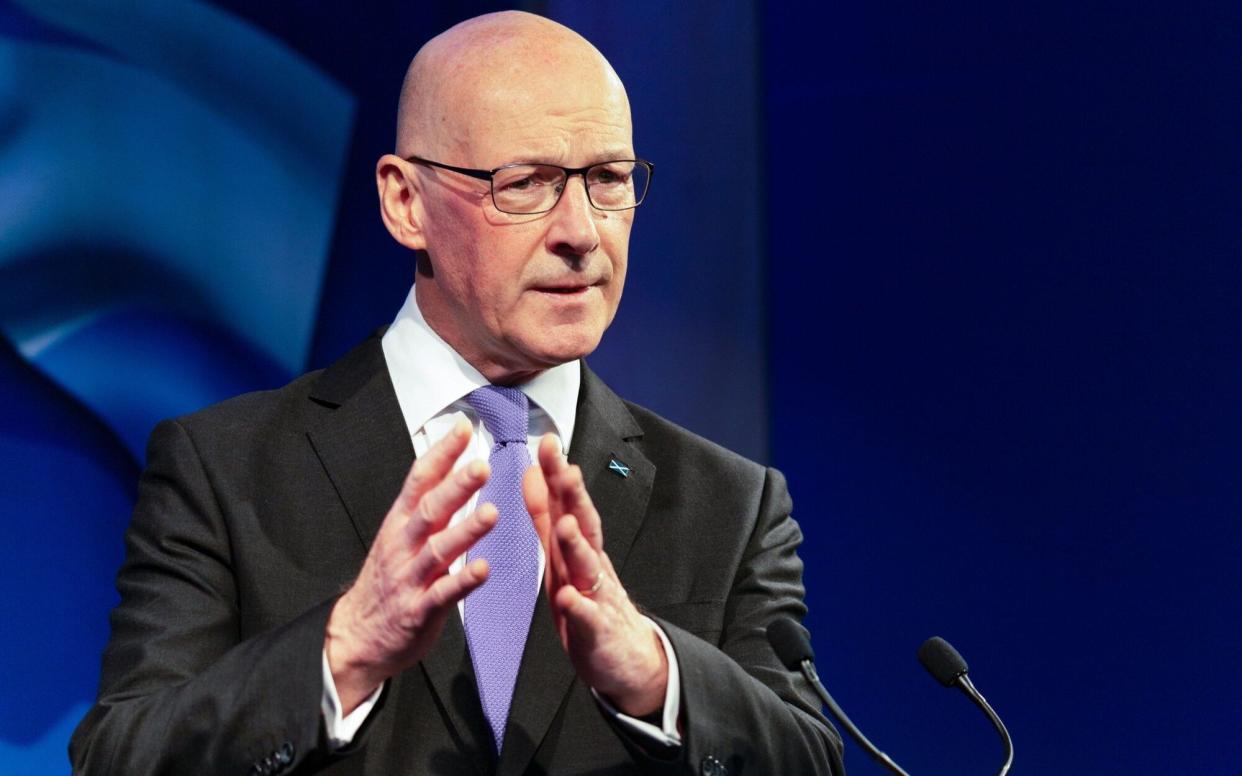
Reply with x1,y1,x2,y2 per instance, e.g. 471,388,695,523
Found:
70,12,842,776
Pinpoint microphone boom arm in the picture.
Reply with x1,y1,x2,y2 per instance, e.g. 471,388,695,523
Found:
955,674,1014,776
799,658,911,776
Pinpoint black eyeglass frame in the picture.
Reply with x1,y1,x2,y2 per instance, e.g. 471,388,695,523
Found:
404,155,654,214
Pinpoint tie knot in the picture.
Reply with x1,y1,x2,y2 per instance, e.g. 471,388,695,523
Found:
465,385,529,445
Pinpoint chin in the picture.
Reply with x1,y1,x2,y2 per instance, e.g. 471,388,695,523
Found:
523,326,605,368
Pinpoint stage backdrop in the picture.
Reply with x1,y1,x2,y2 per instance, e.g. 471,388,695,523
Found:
766,3,1242,774
1,1,1238,774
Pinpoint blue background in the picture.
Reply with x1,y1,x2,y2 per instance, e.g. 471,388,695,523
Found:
1,1,1238,773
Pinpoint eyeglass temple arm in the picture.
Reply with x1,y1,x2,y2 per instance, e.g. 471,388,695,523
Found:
404,156,493,182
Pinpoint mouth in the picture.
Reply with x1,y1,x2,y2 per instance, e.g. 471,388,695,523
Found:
533,281,597,295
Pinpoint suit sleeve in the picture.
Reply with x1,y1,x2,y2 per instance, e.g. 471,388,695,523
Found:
69,419,338,776
650,467,845,775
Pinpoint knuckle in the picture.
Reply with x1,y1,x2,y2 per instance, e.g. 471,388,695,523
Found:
403,470,426,497
393,594,420,629
403,609,426,632
425,536,446,566
425,582,449,611
413,498,438,529
394,485,418,515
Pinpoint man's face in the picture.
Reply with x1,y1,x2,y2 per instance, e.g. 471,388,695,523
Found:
409,59,635,382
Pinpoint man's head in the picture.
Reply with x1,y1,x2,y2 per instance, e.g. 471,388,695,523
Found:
376,11,639,384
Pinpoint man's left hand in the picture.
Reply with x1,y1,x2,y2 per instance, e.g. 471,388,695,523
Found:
523,434,668,717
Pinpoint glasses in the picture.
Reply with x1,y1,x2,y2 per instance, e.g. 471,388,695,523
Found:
406,156,653,215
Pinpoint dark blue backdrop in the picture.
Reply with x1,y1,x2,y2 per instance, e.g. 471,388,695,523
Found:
1,1,1238,773
767,3,1242,774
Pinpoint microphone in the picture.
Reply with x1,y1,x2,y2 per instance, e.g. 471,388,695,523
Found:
918,637,1014,775
767,617,910,776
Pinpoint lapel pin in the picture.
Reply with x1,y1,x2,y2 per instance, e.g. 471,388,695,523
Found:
607,457,631,478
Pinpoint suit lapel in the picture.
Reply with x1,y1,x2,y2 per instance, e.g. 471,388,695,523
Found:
567,366,656,578
306,336,492,774
496,364,655,776
306,335,413,552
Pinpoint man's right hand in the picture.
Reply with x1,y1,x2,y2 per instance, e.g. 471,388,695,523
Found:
325,418,497,714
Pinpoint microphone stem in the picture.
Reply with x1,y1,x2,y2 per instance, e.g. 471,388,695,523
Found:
957,675,1014,776
801,660,911,776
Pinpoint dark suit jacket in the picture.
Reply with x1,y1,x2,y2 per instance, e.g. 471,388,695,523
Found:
70,335,843,775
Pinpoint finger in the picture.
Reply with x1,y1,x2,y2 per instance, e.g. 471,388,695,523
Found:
523,463,550,535
598,551,622,589
409,503,498,583
536,433,568,519
525,462,573,633
411,558,490,626
551,464,604,553
598,551,629,603
405,458,490,546
536,435,602,553
556,514,603,593
554,583,604,651
536,432,565,474
524,464,561,591
523,464,554,563
394,417,472,515
546,515,571,596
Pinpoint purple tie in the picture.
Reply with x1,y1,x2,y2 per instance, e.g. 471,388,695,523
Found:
462,386,541,752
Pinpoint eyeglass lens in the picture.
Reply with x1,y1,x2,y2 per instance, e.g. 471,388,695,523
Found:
491,161,649,214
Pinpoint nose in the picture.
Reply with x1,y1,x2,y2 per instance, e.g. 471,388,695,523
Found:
546,174,600,259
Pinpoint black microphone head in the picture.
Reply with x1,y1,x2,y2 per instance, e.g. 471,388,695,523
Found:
767,617,814,669
918,636,969,686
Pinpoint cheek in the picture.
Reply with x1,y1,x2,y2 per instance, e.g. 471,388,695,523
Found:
425,205,510,306
464,236,544,325
477,232,540,288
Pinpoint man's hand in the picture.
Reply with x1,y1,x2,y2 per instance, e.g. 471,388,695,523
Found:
523,434,669,717
325,419,497,713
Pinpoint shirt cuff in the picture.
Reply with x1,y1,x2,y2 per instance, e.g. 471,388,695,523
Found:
321,649,385,749
590,616,683,748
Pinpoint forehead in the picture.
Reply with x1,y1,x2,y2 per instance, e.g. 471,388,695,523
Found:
444,52,633,167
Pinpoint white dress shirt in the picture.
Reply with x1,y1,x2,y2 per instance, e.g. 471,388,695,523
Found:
321,285,682,749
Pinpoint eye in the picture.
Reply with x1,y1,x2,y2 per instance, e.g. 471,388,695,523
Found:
591,164,633,186
496,166,561,193
500,175,535,191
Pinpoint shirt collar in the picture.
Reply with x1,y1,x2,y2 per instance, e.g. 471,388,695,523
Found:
380,284,580,449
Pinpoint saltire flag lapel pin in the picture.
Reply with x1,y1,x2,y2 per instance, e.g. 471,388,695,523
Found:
607,455,631,478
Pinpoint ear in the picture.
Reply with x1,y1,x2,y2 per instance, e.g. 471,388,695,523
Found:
376,154,427,251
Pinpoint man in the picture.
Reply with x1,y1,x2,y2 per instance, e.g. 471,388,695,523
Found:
70,11,842,775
